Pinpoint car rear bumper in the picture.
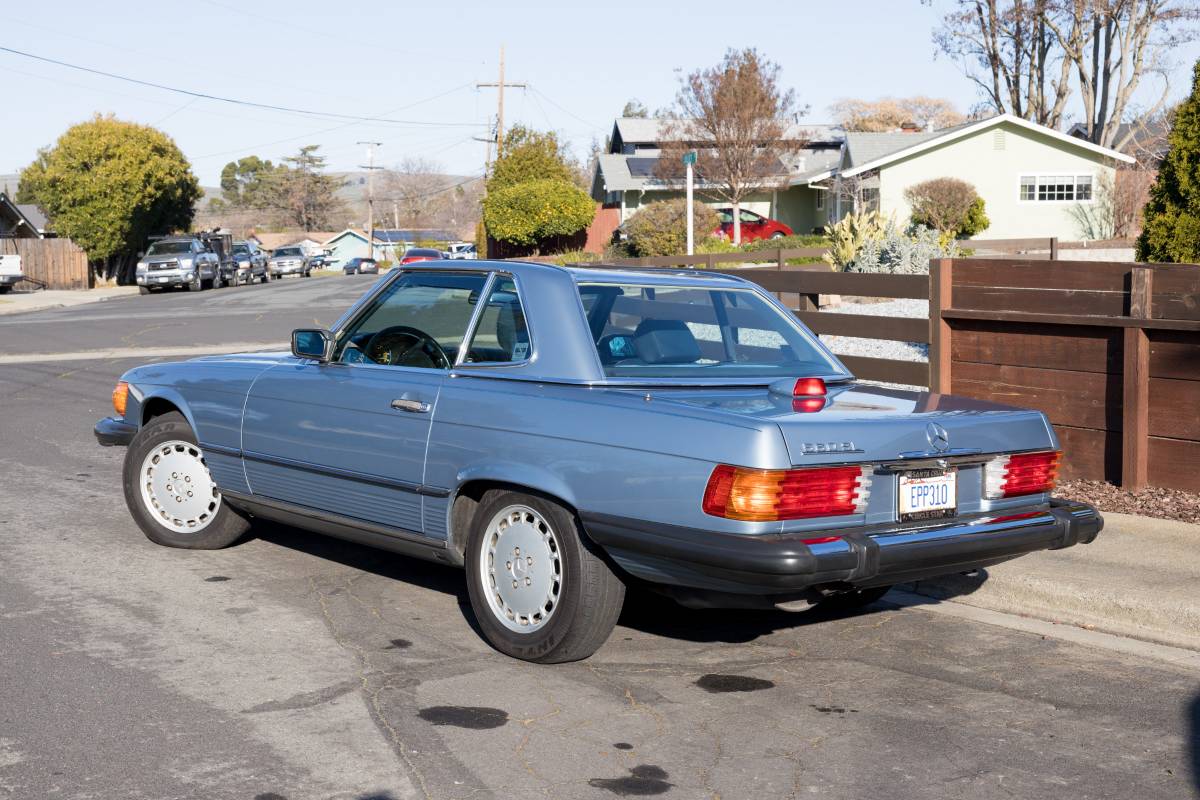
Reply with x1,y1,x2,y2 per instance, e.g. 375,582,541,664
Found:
582,499,1103,595
94,416,137,447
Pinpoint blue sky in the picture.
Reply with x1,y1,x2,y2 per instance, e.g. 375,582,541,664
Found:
2,0,1197,187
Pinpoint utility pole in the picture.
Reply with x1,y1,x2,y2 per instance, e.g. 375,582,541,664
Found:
476,45,526,157
358,141,383,260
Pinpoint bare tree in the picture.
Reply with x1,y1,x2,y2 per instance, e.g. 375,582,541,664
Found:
831,96,966,130
933,0,1198,149
383,158,451,230
656,48,802,244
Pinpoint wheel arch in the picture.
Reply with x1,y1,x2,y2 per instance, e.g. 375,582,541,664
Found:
446,467,581,564
138,389,198,431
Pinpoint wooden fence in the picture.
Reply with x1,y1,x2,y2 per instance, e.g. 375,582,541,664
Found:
0,238,90,290
930,258,1200,491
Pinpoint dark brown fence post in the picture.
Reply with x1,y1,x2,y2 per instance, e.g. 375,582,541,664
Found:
1122,266,1153,489
1049,237,1059,260
928,259,954,394
776,248,784,271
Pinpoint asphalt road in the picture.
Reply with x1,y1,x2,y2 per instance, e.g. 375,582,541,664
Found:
1,276,1198,800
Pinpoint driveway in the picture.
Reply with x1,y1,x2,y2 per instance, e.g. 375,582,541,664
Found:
1,275,1196,800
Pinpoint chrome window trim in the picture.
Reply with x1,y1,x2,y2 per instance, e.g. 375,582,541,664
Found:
454,270,538,369
454,271,498,366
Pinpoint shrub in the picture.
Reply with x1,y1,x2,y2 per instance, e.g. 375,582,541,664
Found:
481,178,595,248
549,249,604,266
822,210,888,269
623,198,720,257
848,222,958,275
905,178,989,238
696,236,739,254
739,233,828,252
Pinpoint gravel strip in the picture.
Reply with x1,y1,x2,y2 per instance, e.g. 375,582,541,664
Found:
1056,479,1200,525
818,298,930,363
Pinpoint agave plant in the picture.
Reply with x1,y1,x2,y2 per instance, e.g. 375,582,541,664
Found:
821,210,889,270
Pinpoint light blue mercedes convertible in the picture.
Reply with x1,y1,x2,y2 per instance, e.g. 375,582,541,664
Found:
95,261,1102,662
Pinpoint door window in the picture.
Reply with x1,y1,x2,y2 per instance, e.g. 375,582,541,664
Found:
336,271,488,369
739,209,763,223
462,277,531,363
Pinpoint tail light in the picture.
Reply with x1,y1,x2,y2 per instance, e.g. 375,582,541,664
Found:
984,451,1061,498
112,381,129,417
703,464,870,521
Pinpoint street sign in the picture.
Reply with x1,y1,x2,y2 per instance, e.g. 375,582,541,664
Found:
682,151,697,165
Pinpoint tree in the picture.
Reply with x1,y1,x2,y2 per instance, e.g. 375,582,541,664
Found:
273,145,346,231
623,199,720,257
621,99,649,118
481,178,594,249
219,155,281,208
488,125,577,191
904,178,991,237
383,158,451,229
16,115,200,283
1137,58,1200,261
932,0,1200,149
656,48,802,244
831,96,966,131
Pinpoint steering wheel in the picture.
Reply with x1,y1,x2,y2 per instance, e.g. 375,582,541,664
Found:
364,325,451,369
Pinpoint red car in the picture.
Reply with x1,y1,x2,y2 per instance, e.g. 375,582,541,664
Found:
399,247,445,265
715,208,793,242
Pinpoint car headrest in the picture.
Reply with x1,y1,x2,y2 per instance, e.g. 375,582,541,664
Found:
634,319,701,365
496,301,529,360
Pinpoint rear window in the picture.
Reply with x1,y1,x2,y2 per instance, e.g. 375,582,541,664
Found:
275,248,303,257
406,248,442,257
577,282,843,379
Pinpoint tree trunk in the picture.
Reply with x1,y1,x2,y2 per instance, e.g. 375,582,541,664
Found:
732,201,742,245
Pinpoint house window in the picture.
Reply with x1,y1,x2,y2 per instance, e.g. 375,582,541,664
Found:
815,191,825,210
1019,175,1094,202
860,188,880,212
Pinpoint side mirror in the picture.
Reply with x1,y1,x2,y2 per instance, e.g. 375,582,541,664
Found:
292,329,334,362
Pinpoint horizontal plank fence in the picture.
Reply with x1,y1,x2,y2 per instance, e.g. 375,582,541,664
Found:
958,237,1059,260
605,247,827,269
0,237,90,290
931,257,1200,491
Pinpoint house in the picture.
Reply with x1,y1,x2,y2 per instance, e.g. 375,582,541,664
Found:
590,118,843,235
590,113,1135,242
252,231,339,255
0,194,50,238
323,228,458,265
809,114,1136,240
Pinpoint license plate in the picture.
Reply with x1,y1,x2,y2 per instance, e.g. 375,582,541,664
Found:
898,468,957,521
155,277,168,283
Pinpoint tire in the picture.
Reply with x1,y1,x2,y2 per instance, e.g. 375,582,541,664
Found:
465,490,624,663
816,585,892,613
122,411,250,550
184,273,202,292
770,232,786,239
138,286,150,295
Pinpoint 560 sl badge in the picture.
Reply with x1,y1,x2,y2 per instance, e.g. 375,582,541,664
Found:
800,441,865,455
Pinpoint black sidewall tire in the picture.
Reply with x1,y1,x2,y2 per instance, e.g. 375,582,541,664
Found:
465,491,624,663
122,411,249,550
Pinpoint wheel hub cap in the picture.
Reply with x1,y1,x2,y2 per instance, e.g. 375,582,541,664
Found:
139,440,221,532
481,505,562,632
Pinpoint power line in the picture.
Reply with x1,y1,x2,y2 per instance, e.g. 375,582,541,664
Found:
528,86,605,131
0,45,487,129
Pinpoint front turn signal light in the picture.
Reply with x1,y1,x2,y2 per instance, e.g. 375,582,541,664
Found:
112,381,129,417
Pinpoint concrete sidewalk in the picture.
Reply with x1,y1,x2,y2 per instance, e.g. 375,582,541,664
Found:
0,286,139,315
906,512,1200,651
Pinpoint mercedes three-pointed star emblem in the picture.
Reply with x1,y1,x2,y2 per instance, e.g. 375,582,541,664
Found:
926,422,950,453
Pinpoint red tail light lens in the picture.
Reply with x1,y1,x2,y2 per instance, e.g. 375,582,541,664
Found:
984,451,1061,498
703,464,870,521
793,377,826,396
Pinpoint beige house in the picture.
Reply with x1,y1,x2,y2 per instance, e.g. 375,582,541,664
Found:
808,114,1136,240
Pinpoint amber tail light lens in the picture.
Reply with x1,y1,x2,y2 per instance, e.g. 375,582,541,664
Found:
984,451,1061,498
112,381,129,417
702,464,870,521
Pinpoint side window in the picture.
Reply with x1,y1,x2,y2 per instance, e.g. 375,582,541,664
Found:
336,271,488,369
463,277,530,363
739,209,761,223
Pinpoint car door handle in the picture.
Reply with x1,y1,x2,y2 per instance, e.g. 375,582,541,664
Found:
390,398,430,413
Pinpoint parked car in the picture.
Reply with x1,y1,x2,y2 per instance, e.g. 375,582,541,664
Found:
308,254,329,269
447,242,478,260
714,208,793,241
342,257,379,275
268,246,310,279
399,247,443,265
0,253,23,293
94,261,1102,663
135,237,220,293
231,241,268,285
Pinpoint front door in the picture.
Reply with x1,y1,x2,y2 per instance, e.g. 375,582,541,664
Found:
241,270,491,537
